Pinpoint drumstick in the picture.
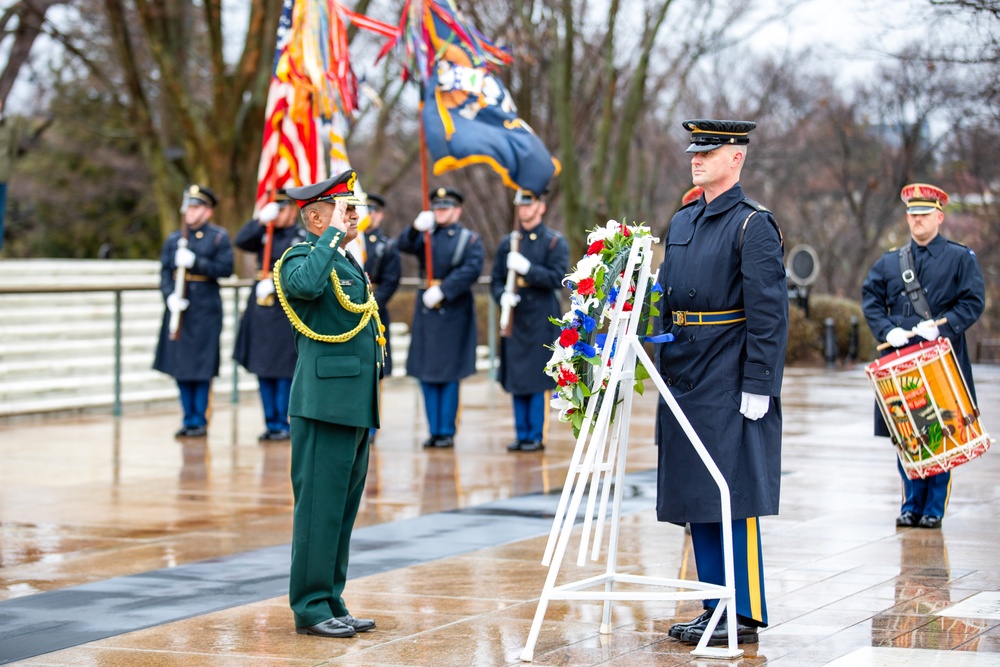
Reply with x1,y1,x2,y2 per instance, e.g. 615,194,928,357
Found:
876,317,948,351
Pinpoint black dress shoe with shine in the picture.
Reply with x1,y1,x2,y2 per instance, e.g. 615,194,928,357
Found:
519,440,544,452
434,436,455,448
918,514,942,529
668,609,713,639
507,440,526,451
679,612,758,646
422,436,438,448
896,511,920,527
296,617,356,638
335,614,376,632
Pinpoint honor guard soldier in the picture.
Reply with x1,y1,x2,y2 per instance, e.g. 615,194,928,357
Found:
362,194,401,445
154,185,234,438
397,187,485,448
656,120,787,646
276,170,384,638
233,189,306,442
862,183,985,530
491,189,569,452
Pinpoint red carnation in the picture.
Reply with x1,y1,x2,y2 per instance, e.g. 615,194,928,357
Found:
559,328,580,347
622,224,631,237
577,277,596,295
558,366,579,386
586,240,605,255
622,301,633,311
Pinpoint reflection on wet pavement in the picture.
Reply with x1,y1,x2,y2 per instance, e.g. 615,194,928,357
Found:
0,365,998,666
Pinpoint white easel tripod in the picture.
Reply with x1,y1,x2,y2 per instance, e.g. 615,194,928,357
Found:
519,233,743,661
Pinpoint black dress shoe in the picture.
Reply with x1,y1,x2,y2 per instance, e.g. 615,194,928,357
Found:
668,609,713,639
296,617,356,638
679,612,758,646
519,440,544,452
918,514,942,529
434,436,454,448
507,440,525,451
335,614,376,632
896,511,920,527
422,436,438,448
175,426,190,438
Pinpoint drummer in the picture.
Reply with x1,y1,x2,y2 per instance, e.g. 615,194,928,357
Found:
861,183,986,529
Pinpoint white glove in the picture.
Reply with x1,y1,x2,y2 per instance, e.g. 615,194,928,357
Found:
886,327,910,348
255,278,275,301
913,319,940,341
167,293,190,313
500,292,521,309
506,251,531,276
413,210,435,232
174,247,196,269
259,202,281,224
422,285,445,308
739,392,770,421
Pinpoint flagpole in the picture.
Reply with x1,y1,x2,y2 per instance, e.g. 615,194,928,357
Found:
418,92,434,288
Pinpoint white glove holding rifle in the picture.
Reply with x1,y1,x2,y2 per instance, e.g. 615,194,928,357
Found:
167,293,189,313
500,292,520,309
174,246,196,269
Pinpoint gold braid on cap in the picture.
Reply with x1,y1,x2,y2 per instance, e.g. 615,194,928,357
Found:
273,249,387,352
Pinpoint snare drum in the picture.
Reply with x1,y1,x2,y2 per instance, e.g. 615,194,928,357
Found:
866,338,992,480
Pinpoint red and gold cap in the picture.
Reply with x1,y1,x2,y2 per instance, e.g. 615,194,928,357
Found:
286,170,364,206
901,183,948,214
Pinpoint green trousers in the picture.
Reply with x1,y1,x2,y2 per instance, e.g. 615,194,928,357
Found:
289,416,370,627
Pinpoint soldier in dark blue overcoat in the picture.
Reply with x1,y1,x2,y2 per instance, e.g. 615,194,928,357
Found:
154,185,234,437
861,183,986,530
233,190,306,441
655,120,788,647
361,194,401,377
397,187,484,448
490,189,569,452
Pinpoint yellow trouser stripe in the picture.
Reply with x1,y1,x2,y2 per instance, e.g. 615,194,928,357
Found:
746,517,763,621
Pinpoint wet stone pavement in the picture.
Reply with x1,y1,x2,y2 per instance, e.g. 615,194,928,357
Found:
0,365,999,666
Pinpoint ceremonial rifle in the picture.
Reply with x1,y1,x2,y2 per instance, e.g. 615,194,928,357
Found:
168,188,190,340
499,220,521,338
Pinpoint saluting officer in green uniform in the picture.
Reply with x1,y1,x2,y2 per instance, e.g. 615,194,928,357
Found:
276,170,386,639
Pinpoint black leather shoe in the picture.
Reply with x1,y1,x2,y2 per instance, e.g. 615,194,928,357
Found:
296,617,356,638
918,514,942,529
896,511,920,527
668,609,713,639
679,612,758,646
434,436,454,448
422,437,438,448
507,440,525,451
335,614,376,632
519,440,544,452
175,427,190,438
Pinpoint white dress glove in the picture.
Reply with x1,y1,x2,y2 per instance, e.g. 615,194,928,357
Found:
886,327,910,348
500,292,521,308
913,319,940,341
167,293,190,313
740,392,770,421
259,202,281,224
506,251,531,276
255,278,275,301
174,247,196,269
422,285,445,308
413,210,435,232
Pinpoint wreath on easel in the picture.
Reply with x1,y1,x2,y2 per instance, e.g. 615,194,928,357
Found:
544,220,663,437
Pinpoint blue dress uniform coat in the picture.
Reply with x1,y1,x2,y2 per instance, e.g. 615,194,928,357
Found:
490,224,569,394
363,227,401,376
233,219,307,378
154,223,234,381
862,234,986,428
397,222,485,383
655,183,788,524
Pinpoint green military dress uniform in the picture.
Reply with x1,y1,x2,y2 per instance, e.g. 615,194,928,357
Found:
275,224,383,628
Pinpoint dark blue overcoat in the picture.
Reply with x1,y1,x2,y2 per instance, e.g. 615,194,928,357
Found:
654,183,788,524
861,234,986,435
154,223,234,381
232,218,306,379
397,222,484,383
363,227,401,376
490,223,569,395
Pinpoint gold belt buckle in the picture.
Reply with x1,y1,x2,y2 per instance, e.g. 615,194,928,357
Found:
675,311,687,326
